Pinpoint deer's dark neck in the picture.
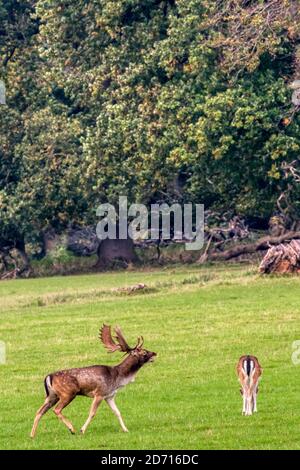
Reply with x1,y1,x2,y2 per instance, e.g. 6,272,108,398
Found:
115,354,142,379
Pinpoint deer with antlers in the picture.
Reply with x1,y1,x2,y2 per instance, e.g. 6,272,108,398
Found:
237,355,262,416
30,325,156,438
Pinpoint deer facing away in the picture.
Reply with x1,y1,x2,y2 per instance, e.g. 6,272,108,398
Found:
30,325,156,438
237,355,262,416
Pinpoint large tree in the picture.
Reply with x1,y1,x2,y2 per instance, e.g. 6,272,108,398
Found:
0,0,38,267
1,0,300,272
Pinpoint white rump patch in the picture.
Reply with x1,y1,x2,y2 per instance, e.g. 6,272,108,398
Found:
46,375,52,390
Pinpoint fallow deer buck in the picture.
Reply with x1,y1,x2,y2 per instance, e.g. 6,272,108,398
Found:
30,325,156,438
237,355,262,416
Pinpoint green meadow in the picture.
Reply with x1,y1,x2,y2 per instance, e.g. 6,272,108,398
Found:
1,264,300,450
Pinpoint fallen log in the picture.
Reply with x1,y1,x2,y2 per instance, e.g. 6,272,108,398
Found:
259,239,300,273
0,268,21,280
198,230,300,263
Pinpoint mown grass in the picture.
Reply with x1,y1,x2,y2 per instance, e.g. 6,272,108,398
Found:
1,263,300,450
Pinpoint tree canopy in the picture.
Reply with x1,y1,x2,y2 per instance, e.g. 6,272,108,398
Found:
1,0,300,258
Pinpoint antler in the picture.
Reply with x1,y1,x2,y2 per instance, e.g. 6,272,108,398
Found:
99,324,122,353
134,336,144,349
114,326,131,352
99,324,132,353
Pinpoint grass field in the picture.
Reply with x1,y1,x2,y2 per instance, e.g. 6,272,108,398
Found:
1,263,300,450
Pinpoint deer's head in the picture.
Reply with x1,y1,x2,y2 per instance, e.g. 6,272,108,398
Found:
100,324,157,365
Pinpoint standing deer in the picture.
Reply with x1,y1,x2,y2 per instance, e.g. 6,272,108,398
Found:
30,325,156,438
237,355,262,416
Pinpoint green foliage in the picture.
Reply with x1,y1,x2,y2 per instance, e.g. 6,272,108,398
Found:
31,245,95,277
181,76,300,217
1,0,300,250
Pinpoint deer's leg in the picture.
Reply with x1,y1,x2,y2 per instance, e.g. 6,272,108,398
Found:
253,384,258,413
30,395,58,438
246,393,253,416
53,396,76,434
106,397,128,433
80,395,102,434
242,390,246,415
245,395,250,416
249,389,254,414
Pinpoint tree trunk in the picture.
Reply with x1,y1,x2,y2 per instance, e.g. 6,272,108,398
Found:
15,239,31,273
95,238,138,270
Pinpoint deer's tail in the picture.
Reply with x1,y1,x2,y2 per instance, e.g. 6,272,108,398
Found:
243,356,255,386
44,374,53,397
